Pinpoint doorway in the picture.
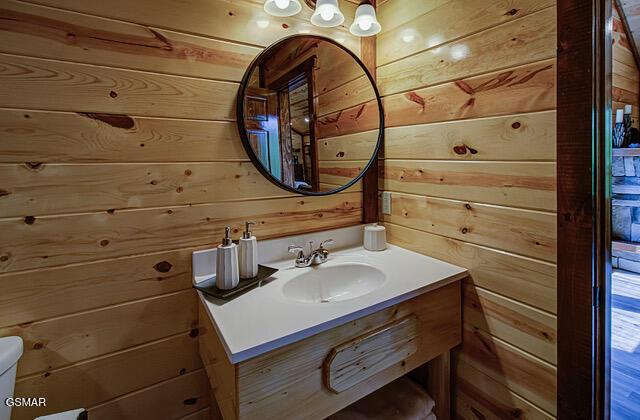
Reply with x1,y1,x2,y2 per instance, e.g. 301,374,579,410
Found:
611,1,640,418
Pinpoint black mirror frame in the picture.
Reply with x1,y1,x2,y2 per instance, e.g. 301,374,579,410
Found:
236,34,385,196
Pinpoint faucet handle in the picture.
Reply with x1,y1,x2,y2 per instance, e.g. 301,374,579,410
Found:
320,239,335,249
288,244,304,254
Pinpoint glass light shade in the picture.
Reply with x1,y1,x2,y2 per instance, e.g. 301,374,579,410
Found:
311,0,344,27
350,3,381,36
264,0,302,17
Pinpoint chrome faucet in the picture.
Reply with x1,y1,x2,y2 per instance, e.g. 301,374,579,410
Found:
288,239,335,268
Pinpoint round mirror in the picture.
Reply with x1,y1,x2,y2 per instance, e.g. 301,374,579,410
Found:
237,35,383,195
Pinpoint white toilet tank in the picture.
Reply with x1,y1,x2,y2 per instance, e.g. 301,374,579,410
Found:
0,336,23,420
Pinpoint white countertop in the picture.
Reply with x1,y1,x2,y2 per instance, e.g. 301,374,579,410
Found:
196,228,467,364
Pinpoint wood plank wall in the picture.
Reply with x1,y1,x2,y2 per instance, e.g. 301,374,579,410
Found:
315,43,377,192
614,2,640,126
376,1,558,418
0,1,362,418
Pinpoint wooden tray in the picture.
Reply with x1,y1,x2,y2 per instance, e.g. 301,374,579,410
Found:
193,265,278,300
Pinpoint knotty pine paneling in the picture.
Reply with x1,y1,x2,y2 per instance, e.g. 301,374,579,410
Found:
316,59,557,139
13,333,202,420
386,223,557,315
378,6,556,96
0,0,260,81
0,110,246,163
382,192,556,262
0,0,362,417
22,0,359,52
3,290,198,377
0,162,298,217
0,54,238,120
0,249,194,328
0,193,362,273
376,0,555,67
459,325,557,415
377,1,557,418
382,160,556,211
88,369,211,420
384,111,556,161
456,359,554,420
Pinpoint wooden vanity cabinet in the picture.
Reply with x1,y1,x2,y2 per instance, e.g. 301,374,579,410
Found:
198,281,461,420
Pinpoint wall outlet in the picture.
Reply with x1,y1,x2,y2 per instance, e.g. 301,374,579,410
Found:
382,191,392,215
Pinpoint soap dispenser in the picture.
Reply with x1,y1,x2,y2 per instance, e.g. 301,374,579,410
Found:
216,226,239,290
239,221,259,279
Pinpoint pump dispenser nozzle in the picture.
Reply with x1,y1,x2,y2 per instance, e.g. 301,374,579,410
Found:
243,221,256,239
222,226,232,246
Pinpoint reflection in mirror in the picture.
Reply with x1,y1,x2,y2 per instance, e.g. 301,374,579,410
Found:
239,36,382,195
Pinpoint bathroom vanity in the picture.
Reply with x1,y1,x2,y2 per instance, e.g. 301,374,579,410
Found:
195,226,467,419
194,32,467,419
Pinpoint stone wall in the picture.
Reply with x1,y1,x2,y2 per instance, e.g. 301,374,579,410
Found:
612,151,640,273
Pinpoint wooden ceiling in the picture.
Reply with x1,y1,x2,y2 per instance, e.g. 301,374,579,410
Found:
618,0,640,66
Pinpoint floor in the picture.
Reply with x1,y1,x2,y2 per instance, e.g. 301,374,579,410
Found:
611,270,640,419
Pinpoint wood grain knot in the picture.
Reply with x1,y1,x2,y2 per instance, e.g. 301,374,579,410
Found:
99,239,110,247
453,144,478,155
79,113,135,129
465,203,472,210
183,398,198,405
511,121,521,129
453,145,467,155
0,189,10,197
189,328,199,338
337,151,345,158
505,8,519,16
109,90,118,98
0,255,10,262
33,342,44,350
282,23,289,29
25,162,44,170
461,227,469,234
24,216,36,225
184,169,192,176
509,408,524,418
154,261,173,273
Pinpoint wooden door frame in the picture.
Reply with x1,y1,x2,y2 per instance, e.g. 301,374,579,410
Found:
557,0,612,419
270,58,319,190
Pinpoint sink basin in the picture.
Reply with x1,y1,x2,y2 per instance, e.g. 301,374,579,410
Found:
282,263,386,303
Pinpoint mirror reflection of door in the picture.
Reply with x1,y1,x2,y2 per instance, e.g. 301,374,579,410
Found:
268,58,318,192
244,88,282,180
286,74,316,191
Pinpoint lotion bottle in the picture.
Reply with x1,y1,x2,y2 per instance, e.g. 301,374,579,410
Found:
239,221,259,279
216,226,239,290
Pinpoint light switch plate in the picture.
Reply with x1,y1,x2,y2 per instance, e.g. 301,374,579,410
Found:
382,191,392,215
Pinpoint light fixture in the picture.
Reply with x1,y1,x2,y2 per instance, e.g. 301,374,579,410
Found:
263,0,302,17
311,0,344,27
350,2,380,36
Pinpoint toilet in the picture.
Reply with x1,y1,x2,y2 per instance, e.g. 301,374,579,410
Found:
0,336,23,420
0,337,85,420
